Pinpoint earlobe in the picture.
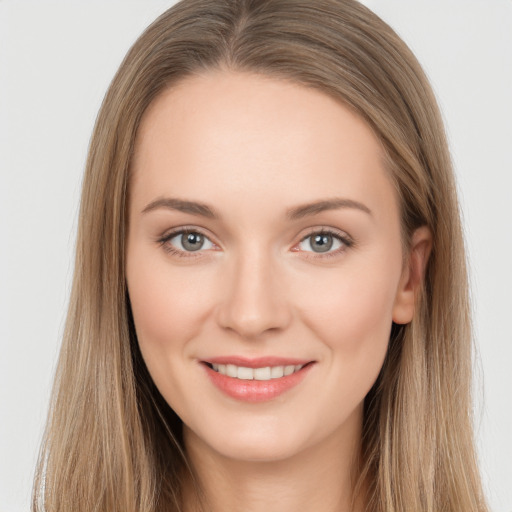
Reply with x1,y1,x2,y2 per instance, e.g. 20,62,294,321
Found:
392,226,432,325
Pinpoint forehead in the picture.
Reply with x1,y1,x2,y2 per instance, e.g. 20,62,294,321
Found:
130,71,397,224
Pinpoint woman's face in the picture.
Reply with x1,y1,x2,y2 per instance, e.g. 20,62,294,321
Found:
126,71,422,462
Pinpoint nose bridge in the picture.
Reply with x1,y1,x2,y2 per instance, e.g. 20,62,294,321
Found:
217,242,291,338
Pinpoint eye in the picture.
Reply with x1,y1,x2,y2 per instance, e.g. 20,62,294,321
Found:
296,229,352,256
160,229,215,256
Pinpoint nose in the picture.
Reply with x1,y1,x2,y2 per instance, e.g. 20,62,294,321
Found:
216,248,292,339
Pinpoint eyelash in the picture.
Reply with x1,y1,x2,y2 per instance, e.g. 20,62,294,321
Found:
157,227,215,258
296,228,354,260
156,227,354,260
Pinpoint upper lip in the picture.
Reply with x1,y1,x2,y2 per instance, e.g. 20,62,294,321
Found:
202,356,314,368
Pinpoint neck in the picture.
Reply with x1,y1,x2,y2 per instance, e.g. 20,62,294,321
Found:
182,408,365,512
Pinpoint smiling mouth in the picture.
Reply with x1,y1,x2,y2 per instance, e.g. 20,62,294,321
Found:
204,362,307,381
202,360,315,402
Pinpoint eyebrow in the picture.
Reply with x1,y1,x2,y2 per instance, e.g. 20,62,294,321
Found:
142,197,219,218
141,196,372,219
285,198,372,220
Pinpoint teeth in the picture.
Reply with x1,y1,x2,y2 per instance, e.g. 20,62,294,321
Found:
284,365,295,376
237,366,254,380
226,364,238,378
212,363,304,380
254,367,271,380
270,366,284,378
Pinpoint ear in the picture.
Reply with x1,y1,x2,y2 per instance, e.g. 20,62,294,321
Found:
392,226,432,325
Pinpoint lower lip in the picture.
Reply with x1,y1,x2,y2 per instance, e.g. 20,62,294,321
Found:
203,363,314,403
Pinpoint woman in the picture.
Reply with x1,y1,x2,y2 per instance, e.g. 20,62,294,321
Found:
32,0,489,511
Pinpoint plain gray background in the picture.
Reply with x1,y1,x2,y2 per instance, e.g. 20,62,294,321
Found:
1,1,511,511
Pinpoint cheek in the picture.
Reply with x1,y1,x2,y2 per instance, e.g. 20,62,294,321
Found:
295,258,400,386
126,249,212,357
301,267,397,339
126,250,219,419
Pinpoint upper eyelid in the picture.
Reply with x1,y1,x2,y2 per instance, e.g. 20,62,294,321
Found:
159,226,352,257
160,226,350,244
297,228,353,252
299,227,351,241
157,228,217,258
160,226,215,241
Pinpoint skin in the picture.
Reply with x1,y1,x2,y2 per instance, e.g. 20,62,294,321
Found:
126,70,431,512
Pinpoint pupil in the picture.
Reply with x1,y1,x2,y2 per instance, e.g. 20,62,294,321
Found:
311,234,333,253
182,232,203,251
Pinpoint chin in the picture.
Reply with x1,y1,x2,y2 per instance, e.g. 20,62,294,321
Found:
184,415,315,463
209,436,306,463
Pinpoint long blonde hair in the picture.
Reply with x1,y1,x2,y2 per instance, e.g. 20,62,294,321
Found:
33,1,488,510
